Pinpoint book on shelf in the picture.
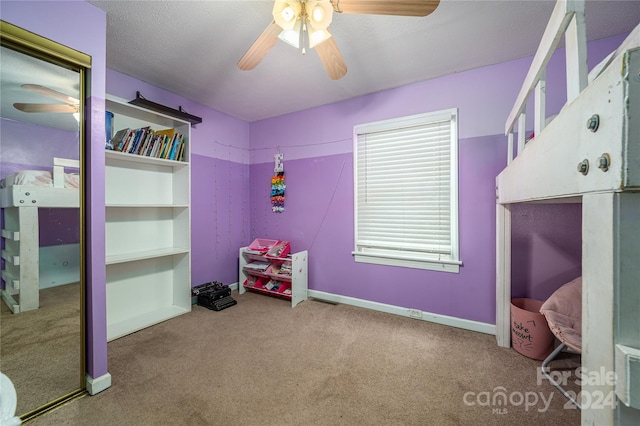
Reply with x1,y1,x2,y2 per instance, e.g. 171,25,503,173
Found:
121,129,136,153
168,133,182,160
111,128,131,152
155,128,175,140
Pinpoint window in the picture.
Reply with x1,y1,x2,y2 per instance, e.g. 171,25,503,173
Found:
353,109,460,273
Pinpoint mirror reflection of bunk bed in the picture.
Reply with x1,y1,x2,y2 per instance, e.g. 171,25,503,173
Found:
495,1,640,424
0,157,79,313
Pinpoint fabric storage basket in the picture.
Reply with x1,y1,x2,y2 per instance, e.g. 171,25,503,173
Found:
510,298,555,360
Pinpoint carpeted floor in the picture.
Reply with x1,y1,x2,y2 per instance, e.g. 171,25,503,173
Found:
1,283,83,416
28,291,581,425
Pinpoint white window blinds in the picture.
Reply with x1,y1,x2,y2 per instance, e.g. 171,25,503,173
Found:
354,109,459,271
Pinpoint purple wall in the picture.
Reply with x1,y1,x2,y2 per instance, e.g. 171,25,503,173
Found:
250,135,505,322
511,203,582,301
190,154,250,286
247,34,624,325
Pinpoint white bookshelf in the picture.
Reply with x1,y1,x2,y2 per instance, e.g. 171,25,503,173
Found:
105,96,191,341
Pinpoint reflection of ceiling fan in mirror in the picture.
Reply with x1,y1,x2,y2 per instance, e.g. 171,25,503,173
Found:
237,0,440,80
13,84,79,119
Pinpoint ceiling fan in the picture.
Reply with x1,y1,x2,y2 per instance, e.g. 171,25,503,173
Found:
13,83,79,114
237,0,440,80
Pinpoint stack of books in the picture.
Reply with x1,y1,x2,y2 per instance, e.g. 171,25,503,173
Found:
109,126,186,161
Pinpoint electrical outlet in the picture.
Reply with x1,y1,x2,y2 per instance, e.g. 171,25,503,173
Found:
408,309,422,319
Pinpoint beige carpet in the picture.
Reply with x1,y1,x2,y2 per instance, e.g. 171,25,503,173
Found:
1,283,83,417
28,291,581,425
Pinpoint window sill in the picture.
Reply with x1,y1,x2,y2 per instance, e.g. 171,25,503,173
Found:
353,252,461,273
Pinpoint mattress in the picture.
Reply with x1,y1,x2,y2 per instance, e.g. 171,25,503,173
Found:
0,170,79,189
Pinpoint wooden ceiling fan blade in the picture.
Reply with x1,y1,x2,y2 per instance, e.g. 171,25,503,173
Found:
331,0,440,16
13,103,77,113
315,36,347,80
237,22,282,71
21,84,79,105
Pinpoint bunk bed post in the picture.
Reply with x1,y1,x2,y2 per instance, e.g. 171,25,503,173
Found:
613,193,640,423
506,132,514,165
495,202,511,347
564,1,587,102
534,70,546,137
581,193,617,424
18,206,39,311
517,111,526,155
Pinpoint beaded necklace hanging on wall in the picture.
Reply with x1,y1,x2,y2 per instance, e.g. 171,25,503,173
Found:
271,152,285,213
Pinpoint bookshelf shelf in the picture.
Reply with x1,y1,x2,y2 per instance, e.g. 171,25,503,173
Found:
105,149,188,167
105,96,191,341
106,247,189,265
105,204,189,208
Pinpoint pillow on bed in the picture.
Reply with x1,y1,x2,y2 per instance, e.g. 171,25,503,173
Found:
539,276,582,353
1,170,79,189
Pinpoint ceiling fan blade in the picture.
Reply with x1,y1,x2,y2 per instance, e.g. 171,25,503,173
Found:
331,0,440,16
13,103,78,113
237,22,282,71
21,84,79,105
315,36,347,80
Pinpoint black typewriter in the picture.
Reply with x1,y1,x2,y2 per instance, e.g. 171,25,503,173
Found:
193,281,237,311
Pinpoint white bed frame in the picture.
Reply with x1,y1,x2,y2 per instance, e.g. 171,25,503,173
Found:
495,1,640,423
1,157,80,313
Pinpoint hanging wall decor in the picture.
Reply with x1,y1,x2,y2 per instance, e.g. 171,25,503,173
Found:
271,152,285,213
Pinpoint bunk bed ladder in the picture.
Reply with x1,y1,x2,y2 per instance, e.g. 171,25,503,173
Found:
1,206,39,313
1,228,21,313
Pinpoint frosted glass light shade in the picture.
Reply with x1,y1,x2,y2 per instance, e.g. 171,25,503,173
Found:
278,20,302,48
308,28,332,48
306,0,333,30
273,0,302,31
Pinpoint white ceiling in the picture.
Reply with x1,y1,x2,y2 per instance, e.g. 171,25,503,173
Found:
2,1,639,130
85,0,640,123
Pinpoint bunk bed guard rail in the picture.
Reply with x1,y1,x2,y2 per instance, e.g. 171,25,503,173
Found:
504,0,587,165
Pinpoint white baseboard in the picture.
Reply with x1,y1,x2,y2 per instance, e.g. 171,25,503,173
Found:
229,282,239,291
307,290,496,335
86,372,112,395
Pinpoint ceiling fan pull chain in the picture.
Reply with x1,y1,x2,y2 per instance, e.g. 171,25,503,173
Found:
302,22,307,55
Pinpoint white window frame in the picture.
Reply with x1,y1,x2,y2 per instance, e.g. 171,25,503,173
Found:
352,108,460,273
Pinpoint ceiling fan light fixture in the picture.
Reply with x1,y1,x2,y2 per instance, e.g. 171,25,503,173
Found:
273,0,302,31
306,0,333,30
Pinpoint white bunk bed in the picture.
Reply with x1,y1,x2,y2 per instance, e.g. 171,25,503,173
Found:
496,1,640,425
0,157,80,313
495,1,640,424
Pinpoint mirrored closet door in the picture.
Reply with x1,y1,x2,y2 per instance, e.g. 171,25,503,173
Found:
0,21,89,420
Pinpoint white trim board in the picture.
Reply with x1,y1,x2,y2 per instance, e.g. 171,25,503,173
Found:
307,290,495,336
